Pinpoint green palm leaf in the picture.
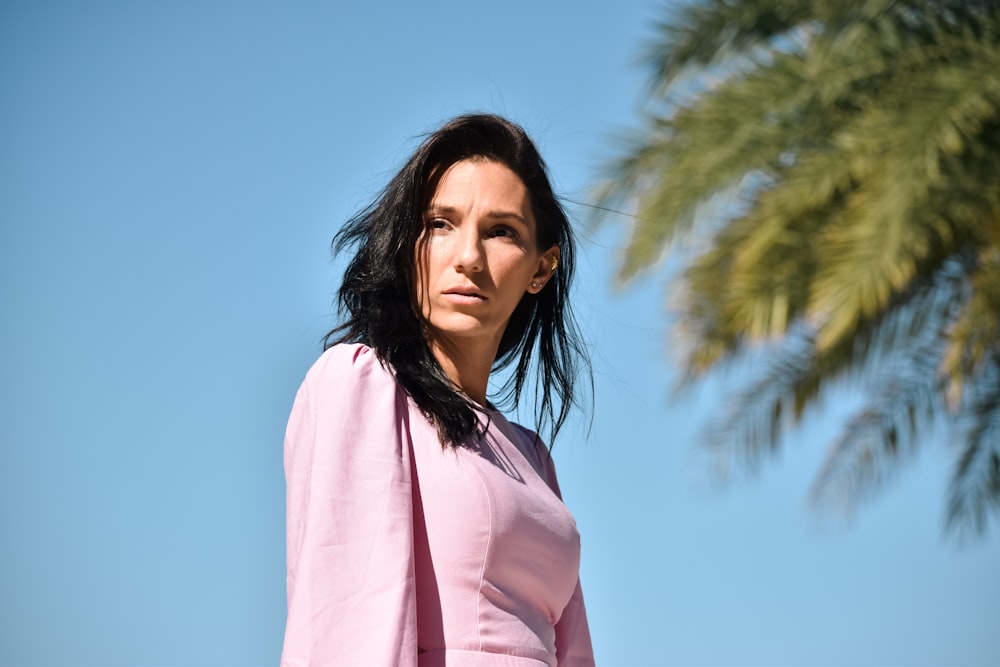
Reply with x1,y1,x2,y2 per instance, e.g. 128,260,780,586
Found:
599,0,1000,536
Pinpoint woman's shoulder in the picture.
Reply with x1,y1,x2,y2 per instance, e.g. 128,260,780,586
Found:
506,420,545,452
307,342,389,376
302,342,397,393
502,418,562,492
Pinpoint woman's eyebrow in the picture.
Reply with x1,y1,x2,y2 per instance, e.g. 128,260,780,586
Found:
485,211,528,224
425,204,455,216
425,204,528,225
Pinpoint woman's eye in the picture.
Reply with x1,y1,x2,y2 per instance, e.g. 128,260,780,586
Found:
490,226,518,239
427,218,448,230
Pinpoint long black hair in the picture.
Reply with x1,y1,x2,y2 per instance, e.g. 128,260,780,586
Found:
324,114,589,447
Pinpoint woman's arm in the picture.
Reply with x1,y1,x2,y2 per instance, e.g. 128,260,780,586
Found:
282,344,419,667
554,578,596,667
537,446,597,667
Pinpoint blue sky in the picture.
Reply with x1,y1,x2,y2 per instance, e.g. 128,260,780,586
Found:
1,1,997,665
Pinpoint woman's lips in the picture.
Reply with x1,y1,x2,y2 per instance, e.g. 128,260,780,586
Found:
443,288,486,304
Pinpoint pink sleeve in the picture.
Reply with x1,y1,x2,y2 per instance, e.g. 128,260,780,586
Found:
553,579,595,667
281,344,419,667
538,447,597,667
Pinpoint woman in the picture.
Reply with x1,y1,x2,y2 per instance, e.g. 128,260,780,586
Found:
282,114,594,666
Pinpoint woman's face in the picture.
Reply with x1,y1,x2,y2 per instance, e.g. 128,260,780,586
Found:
415,159,558,353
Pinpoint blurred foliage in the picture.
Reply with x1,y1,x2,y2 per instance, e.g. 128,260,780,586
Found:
597,0,1000,538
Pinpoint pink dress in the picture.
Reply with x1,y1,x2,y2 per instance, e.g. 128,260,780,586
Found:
281,343,595,666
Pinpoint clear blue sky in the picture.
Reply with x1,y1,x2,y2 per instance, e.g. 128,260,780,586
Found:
2,1,997,665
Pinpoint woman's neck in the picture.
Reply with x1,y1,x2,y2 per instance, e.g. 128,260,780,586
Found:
428,335,499,407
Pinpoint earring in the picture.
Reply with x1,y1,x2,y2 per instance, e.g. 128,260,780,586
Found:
531,281,539,288
551,258,558,271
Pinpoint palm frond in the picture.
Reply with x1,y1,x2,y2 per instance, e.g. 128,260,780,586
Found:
644,0,879,92
943,248,1000,407
807,279,960,514
701,260,964,470
808,361,943,518
946,356,1000,536
600,0,1000,539
599,5,999,281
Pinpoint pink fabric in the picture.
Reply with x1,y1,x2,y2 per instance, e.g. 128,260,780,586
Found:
282,343,595,666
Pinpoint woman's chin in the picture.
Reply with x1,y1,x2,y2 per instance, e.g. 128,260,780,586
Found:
425,315,504,342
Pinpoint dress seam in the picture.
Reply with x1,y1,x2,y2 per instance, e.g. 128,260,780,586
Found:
472,459,493,653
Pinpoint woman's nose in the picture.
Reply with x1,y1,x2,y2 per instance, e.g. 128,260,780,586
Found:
454,226,484,274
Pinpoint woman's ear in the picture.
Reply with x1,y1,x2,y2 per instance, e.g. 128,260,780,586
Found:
527,245,560,294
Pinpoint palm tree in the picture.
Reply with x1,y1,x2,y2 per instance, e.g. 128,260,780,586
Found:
597,0,1000,537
